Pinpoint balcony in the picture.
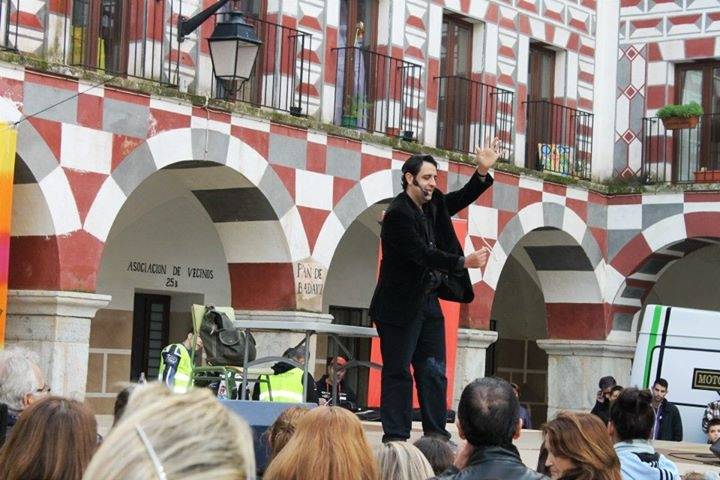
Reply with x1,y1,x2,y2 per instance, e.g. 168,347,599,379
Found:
641,114,720,184
436,75,514,162
332,46,422,140
524,100,594,180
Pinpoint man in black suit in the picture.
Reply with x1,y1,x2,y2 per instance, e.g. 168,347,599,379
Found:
369,139,501,442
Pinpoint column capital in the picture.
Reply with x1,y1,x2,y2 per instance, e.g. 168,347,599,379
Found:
537,339,636,359
457,328,498,349
8,290,111,318
234,310,334,324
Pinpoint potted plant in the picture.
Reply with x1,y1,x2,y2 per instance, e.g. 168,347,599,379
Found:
656,101,703,130
693,167,720,183
341,97,371,128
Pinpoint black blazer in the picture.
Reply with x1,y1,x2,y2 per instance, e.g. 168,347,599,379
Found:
369,172,493,326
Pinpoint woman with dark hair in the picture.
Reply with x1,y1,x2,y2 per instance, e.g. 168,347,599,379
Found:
609,387,681,480
0,396,98,480
543,412,621,480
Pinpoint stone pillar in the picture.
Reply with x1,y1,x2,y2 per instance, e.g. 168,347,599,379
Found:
537,339,636,420
234,310,334,373
6,290,111,399
453,329,498,410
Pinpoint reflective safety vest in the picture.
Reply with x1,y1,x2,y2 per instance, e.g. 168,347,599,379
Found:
158,343,193,393
258,368,304,402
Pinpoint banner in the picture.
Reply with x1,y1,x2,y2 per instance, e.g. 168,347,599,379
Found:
0,122,18,348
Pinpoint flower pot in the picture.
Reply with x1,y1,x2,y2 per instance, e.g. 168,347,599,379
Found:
693,170,720,183
386,127,400,137
289,106,303,116
661,115,699,130
401,130,414,142
341,115,358,128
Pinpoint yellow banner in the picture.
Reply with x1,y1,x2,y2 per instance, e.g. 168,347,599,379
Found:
0,122,18,347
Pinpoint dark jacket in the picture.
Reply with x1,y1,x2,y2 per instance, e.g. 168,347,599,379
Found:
315,375,357,409
591,400,611,425
656,399,683,441
369,172,493,325
251,361,318,403
434,445,549,480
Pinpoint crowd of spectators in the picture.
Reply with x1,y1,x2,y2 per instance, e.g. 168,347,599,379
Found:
0,345,719,479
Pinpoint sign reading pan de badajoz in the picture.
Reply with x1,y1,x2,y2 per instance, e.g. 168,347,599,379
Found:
692,368,720,391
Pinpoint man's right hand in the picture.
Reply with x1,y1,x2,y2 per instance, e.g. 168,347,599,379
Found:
464,248,490,269
596,390,605,403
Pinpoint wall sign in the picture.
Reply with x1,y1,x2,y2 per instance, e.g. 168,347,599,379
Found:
126,260,214,289
295,260,326,311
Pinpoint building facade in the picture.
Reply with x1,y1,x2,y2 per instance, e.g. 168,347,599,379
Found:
2,0,720,427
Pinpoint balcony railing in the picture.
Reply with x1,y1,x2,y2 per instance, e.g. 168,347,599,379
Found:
436,75,514,162
0,0,19,51
641,114,720,184
332,46,422,140
211,13,311,115
63,0,181,86
524,100,594,180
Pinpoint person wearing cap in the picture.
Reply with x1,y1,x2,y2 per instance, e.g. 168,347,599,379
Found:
369,140,501,443
315,356,358,410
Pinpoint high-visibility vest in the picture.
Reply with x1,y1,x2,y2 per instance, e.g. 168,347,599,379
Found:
158,343,193,393
258,368,304,403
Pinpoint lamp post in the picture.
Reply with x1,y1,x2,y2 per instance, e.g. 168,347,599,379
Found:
178,0,261,93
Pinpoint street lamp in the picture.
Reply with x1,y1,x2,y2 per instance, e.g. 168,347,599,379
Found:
178,0,261,89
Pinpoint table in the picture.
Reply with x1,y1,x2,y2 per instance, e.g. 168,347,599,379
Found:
234,320,382,403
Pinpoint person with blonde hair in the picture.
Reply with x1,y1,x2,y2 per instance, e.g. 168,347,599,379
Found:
377,441,434,480
83,383,255,480
543,412,621,480
263,406,378,480
266,406,310,459
0,396,97,480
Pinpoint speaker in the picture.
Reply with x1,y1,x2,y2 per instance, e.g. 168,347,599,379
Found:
221,400,316,473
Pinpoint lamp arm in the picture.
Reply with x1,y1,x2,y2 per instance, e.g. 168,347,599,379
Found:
178,0,233,42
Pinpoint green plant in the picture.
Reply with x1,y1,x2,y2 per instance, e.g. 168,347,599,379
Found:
344,96,372,118
656,101,703,119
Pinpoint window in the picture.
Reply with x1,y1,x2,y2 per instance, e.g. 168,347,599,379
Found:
71,0,128,73
528,44,555,101
437,14,474,151
674,62,720,181
339,0,378,48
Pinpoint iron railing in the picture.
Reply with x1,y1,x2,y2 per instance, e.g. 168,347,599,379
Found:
641,114,720,184
332,46,422,140
64,0,181,86
436,75,514,162
211,13,311,115
0,0,20,51
524,100,594,180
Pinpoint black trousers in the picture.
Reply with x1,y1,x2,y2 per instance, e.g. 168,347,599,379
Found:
376,294,450,442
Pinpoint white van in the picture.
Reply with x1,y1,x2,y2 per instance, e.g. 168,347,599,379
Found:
630,304,720,443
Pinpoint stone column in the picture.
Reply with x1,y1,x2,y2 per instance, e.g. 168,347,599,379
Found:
234,310,334,373
6,290,111,399
537,339,636,420
453,328,498,410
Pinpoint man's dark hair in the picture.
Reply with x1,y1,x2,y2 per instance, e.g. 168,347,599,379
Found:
654,378,668,389
401,154,437,190
457,377,519,448
708,418,720,429
599,375,617,390
413,436,454,476
113,384,136,427
610,387,655,441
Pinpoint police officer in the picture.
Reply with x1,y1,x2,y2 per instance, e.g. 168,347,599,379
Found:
158,329,203,393
252,346,318,403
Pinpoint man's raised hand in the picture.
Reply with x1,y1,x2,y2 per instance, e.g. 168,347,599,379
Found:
475,136,503,175
464,247,490,269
